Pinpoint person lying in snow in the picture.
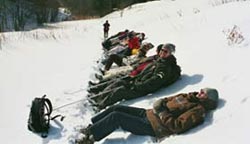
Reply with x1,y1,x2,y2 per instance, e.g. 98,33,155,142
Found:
89,44,164,86
88,43,181,110
100,31,144,66
102,30,144,51
102,29,129,50
98,42,154,76
76,88,219,144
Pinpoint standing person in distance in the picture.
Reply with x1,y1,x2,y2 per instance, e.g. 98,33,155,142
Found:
103,20,110,40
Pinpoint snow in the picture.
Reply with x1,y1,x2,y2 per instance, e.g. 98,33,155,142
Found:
1,0,250,143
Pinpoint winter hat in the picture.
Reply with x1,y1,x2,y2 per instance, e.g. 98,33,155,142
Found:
201,88,219,110
162,43,176,54
128,32,134,38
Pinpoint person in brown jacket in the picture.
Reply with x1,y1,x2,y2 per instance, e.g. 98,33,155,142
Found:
76,88,219,144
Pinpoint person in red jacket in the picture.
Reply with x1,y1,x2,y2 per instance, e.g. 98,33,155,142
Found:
128,33,140,49
118,31,141,56
76,88,219,144
103,20,110,40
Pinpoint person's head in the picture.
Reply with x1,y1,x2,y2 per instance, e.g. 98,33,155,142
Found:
128,32,134,39
197,88,219,110
106,20,108,23
141,33,145,40
159,43,175,58
141,42,154,52
156,44,164,55
138,42,154,57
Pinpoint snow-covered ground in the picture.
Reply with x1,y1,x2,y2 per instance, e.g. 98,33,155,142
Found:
0,0,250,143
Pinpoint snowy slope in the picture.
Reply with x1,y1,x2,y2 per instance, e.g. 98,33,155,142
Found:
0,0,250,144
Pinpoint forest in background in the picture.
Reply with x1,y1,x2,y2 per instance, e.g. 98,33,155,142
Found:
0,0,154,32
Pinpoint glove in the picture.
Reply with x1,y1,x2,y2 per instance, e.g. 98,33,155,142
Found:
153,99,166,115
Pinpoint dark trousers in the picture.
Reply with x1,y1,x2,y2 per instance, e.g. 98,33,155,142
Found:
104,54,124,71
89,105,155,141
104,31,108,40
89,79,125,95
97,86,138,109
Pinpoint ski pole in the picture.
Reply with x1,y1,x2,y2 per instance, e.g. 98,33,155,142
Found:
54,86,123,111
63,88,87,95
64,75,129,95
88,75,129,89
53,98,86,111
88,86,124,100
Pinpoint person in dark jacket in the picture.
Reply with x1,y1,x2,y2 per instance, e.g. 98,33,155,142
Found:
103,20,110,40
88,43,181,110
76,88,219,144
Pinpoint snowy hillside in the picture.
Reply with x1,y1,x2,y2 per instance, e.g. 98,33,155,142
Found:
0,0,250,144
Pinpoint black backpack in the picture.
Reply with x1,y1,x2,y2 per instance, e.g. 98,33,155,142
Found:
28,95,63,138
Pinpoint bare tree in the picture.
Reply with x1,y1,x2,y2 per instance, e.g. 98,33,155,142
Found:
27,0,60,25
0,32,6,50
0,0,11,32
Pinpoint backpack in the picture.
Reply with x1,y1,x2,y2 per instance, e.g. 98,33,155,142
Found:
28,95,63,138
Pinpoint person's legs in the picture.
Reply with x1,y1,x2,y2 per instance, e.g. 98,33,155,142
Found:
88,80,112,94
104,32,108,40
97,86,126,109
88,89,111,103
89,111,155,141
104,55,114,71
104,54,123,71
98,85,139,110
91,105,146,123
89,80,124,103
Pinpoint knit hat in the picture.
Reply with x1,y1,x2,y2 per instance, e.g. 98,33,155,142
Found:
201,88,219,110
162,43,176,54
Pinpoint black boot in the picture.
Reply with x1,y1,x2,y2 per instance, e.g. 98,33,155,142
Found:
95,73,103,81
76,126,95,144
99,68,106,75
80,124,92,135
75,135,94,144
87,87,100,94
88,81,98,87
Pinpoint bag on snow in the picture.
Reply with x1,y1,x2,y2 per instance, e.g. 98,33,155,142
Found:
27,95,63,138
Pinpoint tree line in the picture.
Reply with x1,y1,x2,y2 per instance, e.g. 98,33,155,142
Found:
0,0,61,32
61,0,153,18
0,0,154,32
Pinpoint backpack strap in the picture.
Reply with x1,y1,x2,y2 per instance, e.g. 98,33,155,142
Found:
51,115,65,121
43,97,53,117
43,95,65,121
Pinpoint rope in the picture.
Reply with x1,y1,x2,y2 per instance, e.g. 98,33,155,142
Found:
53,98,85,111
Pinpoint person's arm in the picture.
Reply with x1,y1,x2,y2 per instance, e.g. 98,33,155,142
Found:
153,98,168,114
133,70,166,91
159,105,206,134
